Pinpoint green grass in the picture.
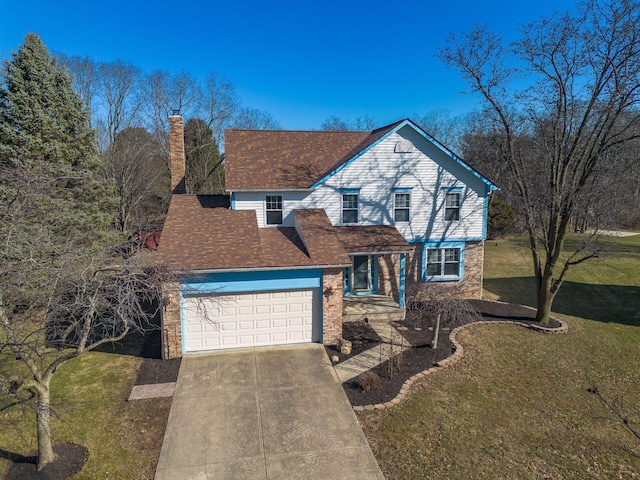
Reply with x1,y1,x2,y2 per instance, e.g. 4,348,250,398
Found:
0,350,171,479
359,233,640,479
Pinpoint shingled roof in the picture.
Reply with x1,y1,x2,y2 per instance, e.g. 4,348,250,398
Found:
158,195,352,272
224,120,405,190
334,225,414,255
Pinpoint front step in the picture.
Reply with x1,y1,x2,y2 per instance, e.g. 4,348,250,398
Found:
343,310,405,323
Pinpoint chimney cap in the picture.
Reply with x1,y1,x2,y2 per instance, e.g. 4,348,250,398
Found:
171,109,181,116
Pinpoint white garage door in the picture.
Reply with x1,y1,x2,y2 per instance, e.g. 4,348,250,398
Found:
183,289,319,353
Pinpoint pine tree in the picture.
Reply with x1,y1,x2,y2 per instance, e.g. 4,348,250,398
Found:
184,118,224,194
0,33,96,169
0,34,160,472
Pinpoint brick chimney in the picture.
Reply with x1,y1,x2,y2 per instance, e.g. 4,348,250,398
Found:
168,114,186,194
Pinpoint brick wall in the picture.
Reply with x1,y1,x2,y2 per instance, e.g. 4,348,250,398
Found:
406,242,424,286
322,268,343,344
405,240,484,299
161,281,183,359
377,254,400,302
459,240,484,299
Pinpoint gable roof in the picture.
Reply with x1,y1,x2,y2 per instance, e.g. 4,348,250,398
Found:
293,209,351,266
225,119,496,191
224,121,403,191
158,195,351,272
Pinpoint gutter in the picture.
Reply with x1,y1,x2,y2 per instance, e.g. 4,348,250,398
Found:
168,263,352,275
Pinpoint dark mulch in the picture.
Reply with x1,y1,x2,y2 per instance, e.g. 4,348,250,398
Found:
340,300,562,406
133,326,181,385
324,319,382,363
468,299,562,329
343,340,455,406
3,443,89,480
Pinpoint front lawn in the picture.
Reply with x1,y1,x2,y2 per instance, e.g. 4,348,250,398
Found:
0,346,171,479
358,233,640,479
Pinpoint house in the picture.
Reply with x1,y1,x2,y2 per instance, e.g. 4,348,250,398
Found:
158,115,497,359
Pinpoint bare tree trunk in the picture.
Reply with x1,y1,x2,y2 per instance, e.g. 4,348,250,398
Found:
36,382,55,470
535,275,555,326
431,313,441,349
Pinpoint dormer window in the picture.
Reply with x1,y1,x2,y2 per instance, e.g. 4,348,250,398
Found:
265,195,283,225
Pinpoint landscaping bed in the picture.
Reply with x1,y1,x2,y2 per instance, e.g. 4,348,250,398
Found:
335,299,562,407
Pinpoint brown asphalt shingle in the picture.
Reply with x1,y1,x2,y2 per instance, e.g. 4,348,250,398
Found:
293,209,351,266
158,196,351,271
334,225,414,255
225,120,405,190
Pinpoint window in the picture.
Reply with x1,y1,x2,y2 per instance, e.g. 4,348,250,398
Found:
342,194,359,224
445,192,460,221
394,193,410,222
265,195,283,225
426,248,460,278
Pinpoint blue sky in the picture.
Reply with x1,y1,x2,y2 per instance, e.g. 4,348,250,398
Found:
1,0,578,129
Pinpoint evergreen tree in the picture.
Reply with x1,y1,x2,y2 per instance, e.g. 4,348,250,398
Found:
184,117,224,194
0,34,161,471
0,33,96,169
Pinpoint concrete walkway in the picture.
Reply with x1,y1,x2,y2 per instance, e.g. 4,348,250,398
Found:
334,320,410,383
155,344,384,480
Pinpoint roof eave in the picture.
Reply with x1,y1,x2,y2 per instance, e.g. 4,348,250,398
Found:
166,263,352,275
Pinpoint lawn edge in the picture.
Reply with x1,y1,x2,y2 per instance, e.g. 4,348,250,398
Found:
352,304,567,412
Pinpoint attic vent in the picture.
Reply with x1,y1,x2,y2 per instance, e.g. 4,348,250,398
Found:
395,139,414,153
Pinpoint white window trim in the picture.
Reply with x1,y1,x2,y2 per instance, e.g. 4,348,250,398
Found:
422,241,464,282
394,192,411,223
265,194,283,226
341,192,359,224
444,191,461,222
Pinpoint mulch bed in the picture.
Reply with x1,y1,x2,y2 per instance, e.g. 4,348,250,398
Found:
133,326,181,385
3,443,88,480
95,315,182,386
338,300,561,406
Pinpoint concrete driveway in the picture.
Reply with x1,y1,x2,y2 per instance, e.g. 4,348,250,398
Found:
155,344,384,479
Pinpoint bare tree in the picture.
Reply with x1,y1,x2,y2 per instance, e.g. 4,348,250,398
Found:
106,127,170,234
413,109,465,152
201,72,240,145
56,54,97,122
408,284,481,349
321,114,376,131
231,107,281,130
95,60,143,149
142,70,200,149
0,35,164,470
439,0,640,324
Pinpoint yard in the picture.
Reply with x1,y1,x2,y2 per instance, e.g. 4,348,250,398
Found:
1,234,638,479
358,233,640,479
0,330,172,479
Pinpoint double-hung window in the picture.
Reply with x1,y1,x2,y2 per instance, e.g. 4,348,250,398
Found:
265,195,283,225
426,247,461,278
394,192,410,222
342,193,359,224
444,192,461,221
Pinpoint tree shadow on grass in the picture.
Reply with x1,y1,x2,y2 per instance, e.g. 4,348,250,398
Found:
484,278,640,326
94,305,181,385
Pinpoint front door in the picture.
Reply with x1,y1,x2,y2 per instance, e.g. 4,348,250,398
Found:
352,255,370,291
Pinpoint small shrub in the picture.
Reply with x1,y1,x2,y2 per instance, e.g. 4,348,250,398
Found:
358,371,380,392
